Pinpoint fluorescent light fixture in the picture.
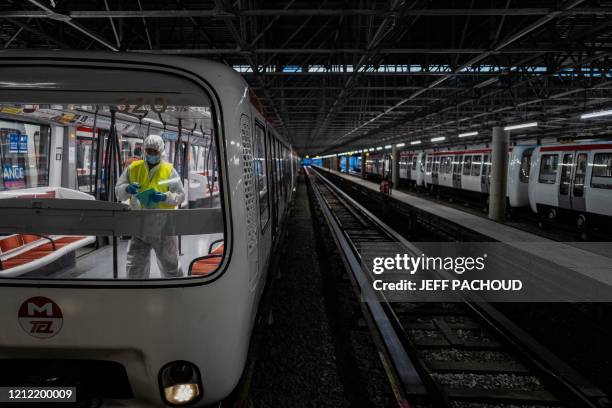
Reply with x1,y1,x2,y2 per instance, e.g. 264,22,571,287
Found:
369,148,375,152
142,117,163,125
581,109,612,119
458,131,478,138
504,122,538,131
384,145,392,149
431,136,446,142
376,146,383,151
396,143,405,147
410,140,422,145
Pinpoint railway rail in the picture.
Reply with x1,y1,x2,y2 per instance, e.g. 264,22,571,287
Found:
305,165,610,408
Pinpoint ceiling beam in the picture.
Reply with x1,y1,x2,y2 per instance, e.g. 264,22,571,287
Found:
3,8,612,19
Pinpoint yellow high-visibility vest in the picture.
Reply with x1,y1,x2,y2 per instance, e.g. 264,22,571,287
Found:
129,160,176,209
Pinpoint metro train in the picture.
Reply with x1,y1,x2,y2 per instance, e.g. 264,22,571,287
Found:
364,141,612,227
0,51,298,406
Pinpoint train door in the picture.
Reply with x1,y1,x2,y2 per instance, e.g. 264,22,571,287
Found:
570,152,588,212
481,154,491,193
432,156,439,185
266,130,277,238
558,152,573,210
452,154,462,189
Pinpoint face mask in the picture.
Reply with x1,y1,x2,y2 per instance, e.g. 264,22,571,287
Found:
146,153,160,165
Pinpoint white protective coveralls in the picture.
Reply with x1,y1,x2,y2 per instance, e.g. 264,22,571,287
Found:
115,135,186,279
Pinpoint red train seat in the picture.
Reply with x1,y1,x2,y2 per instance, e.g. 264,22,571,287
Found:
0,234,95,276
190,240,224,276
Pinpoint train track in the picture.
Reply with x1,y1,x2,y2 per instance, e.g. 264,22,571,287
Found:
306,166,609,408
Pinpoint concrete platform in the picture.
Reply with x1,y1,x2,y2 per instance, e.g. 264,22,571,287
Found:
319,167,612,294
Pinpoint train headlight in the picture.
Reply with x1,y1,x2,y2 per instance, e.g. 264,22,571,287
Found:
159,361,202,406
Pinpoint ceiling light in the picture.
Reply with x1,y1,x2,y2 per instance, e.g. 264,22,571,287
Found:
431,136,446,142
580,109,612,119
396,143,405,147
410,140,422,145
458,131,478,138
376,146,383,150
504,122,538,131
384,145,392,149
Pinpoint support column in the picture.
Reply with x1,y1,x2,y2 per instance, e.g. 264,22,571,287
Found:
391,145,399,187
488,126,509,221
360,152,366,179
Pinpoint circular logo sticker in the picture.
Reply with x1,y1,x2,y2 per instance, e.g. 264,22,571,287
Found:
18,296,63,339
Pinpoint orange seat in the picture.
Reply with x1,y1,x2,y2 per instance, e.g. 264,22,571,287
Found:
0,235,23,253
22,235,41,244
13,250,53,259
36,191,56,199
1,236,88,271
2,258,33,268
191,255,222,276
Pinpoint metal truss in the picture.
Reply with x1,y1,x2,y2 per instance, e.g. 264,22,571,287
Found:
1,0,611,154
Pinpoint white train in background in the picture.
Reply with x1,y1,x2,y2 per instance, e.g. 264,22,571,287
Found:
364,141,612,228
0,51,298,407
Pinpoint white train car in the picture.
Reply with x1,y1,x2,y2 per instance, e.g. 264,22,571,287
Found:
423,146,534,207
399,151,426,187
529,142,612,227
0,51,298,406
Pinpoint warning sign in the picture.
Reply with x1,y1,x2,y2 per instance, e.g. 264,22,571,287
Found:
18,297,63,339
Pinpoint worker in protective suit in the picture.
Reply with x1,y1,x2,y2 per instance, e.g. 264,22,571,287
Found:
115,134,185,279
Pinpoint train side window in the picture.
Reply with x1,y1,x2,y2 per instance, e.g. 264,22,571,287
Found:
0,123,51,191
519,148,534,183
433,156,440,172
453,155,462,174
444,156,453,173
573,153,587,197
591,153,612,189
462,155,472,176
538,154,559,184
426,156,432,172
254,122,270,229
559,153,573,195
411,156,417,170
471,155,482,176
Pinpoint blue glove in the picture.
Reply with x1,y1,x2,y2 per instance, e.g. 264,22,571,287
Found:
126,182,140,195
151,192,167,203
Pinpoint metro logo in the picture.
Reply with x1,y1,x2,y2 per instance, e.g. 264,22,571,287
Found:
29,321,54,334
27,302,53,317
18,297,63,339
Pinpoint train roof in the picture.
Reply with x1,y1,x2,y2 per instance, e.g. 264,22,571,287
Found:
0,50,245,84
539,141,612,152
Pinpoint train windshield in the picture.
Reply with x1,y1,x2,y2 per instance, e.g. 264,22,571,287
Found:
0,65,225,281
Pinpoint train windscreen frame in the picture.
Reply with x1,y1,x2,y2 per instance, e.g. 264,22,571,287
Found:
0,65,227,283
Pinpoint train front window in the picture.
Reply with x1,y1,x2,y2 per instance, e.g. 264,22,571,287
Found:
538,154,559,184
0,66,225,281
